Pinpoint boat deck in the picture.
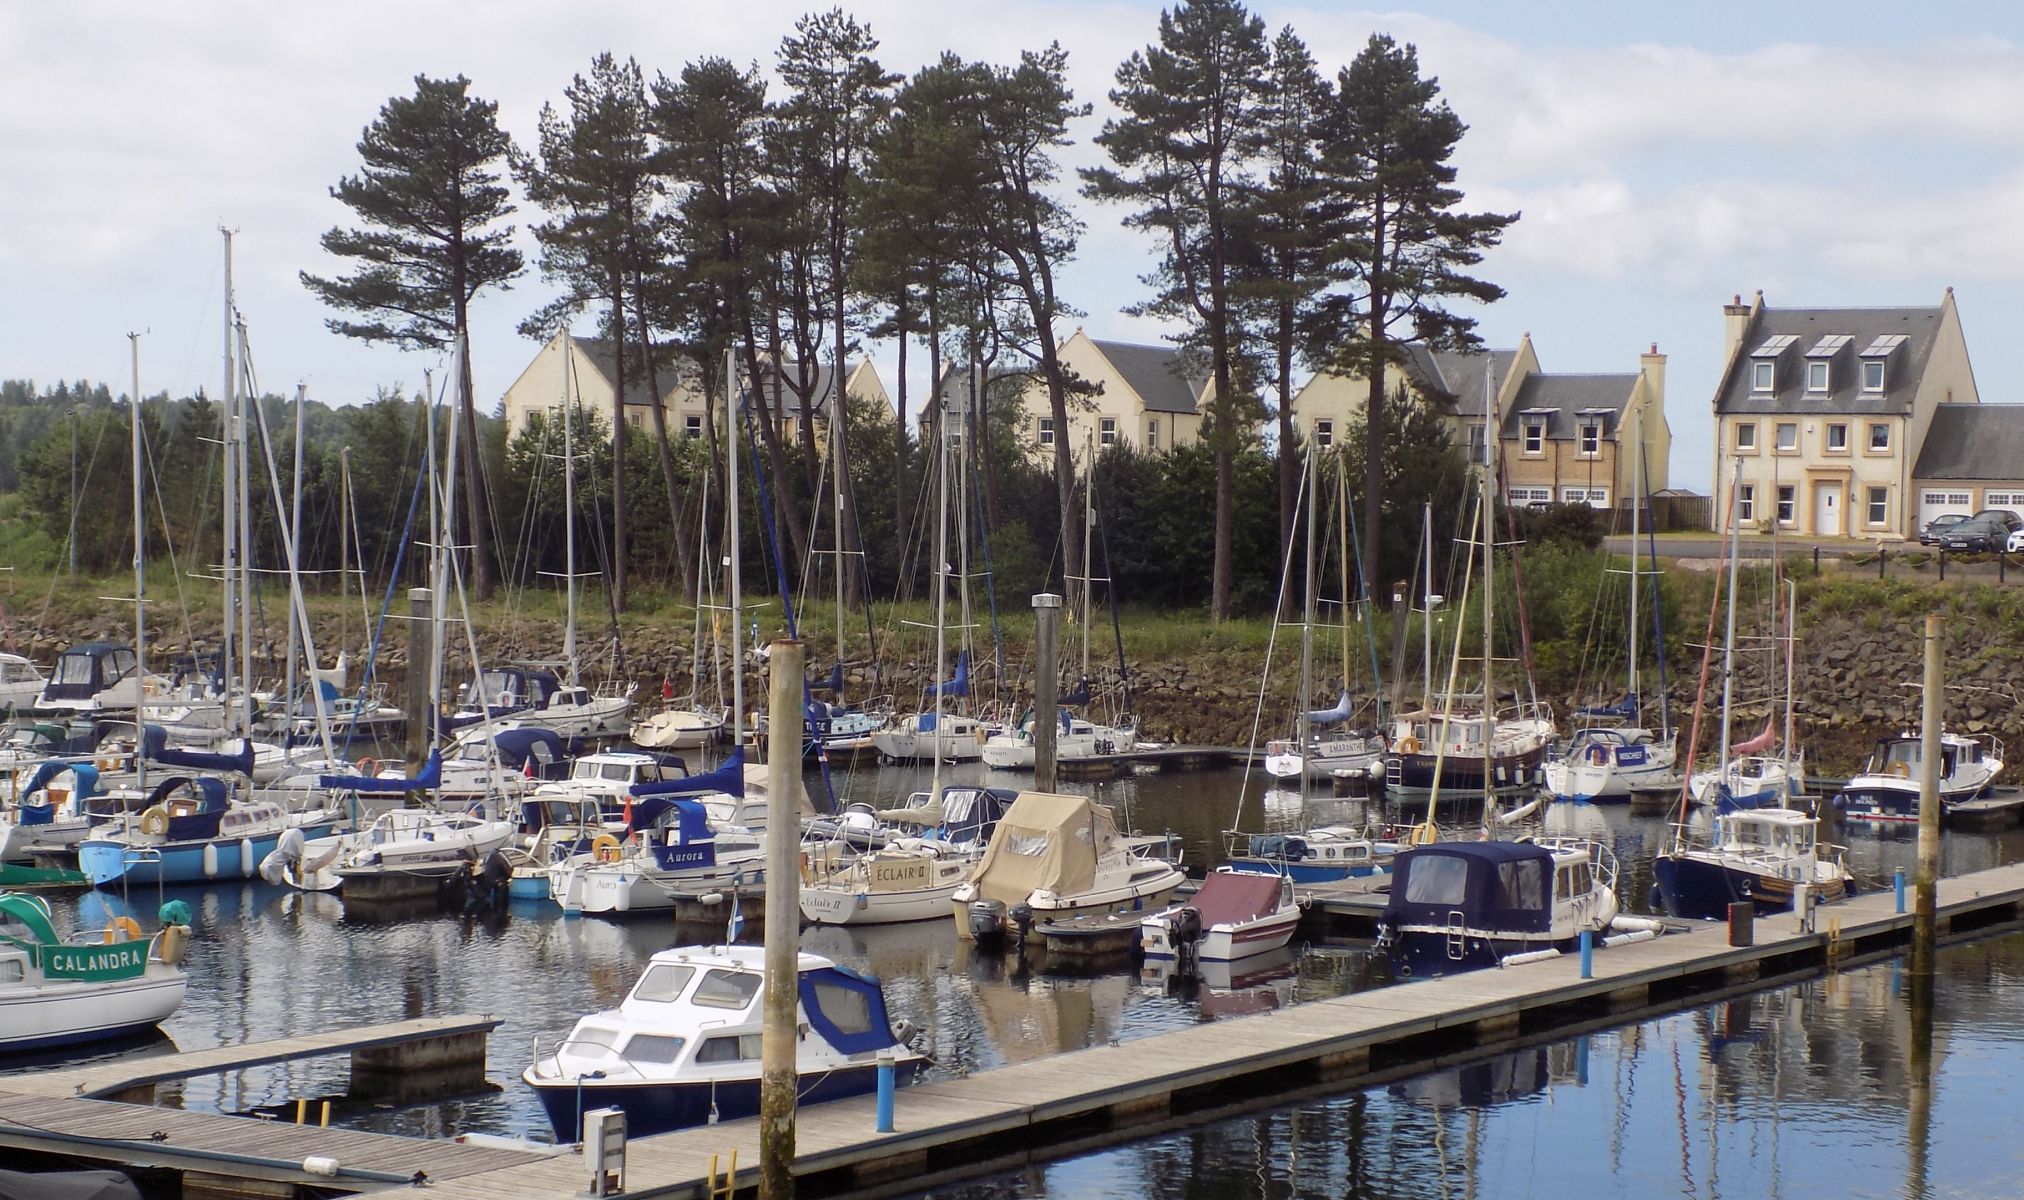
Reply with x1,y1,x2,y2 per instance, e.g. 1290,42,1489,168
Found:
407,863,2024,1199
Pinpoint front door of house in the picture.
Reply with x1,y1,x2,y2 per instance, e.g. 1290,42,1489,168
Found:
1814,484,1842,537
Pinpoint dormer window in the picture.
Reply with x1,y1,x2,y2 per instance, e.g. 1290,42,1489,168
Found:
1863,359,1885,391
1578,422,1601,457
1806,360,1829,392
1751,360,1774,391
1523,422,1544,454
1314,419,1333,448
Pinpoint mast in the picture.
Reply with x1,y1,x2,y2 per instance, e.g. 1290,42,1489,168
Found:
424,367,442,724
728,347,744,746
1422,501,1434,710
1299,444,1317,810
562,332,579,686
339,447,351,663
233,315,254,735
1480,365,1497,814
439,335,462,718
1783,577,1797,776
1717,456,1744,789
833,369,845,677
1081,427,1095,682
217,228,240,737
128,332,147,800
285,382,305,727
1628,406,1641,723
931,396,949,795
1337,450,1352,695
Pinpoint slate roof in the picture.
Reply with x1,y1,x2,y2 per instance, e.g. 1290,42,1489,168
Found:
1427,348,1520,410
1501,374,1638,440
1713,306,1942,416
1090,339,1208,415
1912,404,2024,481
576,336,692,410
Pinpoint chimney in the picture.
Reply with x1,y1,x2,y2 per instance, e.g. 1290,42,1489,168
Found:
1640,343,1666,417
1722,292,1754,359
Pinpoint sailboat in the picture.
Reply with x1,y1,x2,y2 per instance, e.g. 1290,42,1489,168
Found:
633,458,728,750
874,404,989,763
1381,370,1555,806
1263,449,1385,784
1545,420,1678,803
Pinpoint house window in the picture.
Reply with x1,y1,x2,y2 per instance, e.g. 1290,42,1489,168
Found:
1867,486,1888,526
626,410,643,428
1752,360,1774,392
1037,417,1054,447
1777,484,1796,525
1560,486,1608,508
1775,422,1798,452
1314,419,1333,449
1985,491,2024,512
1868,422,1890,452
1578,423,1600,457
1146,418,1159,449
1825,423,1847,452
1863,359,1886,391
1099,417,1117,447
1523,423,1544,454
1734,423,1757,452
684,414,703,440
1466,423,1486,464
1738,484,1755,524
1806,361,1829,392
1509,486,1551,508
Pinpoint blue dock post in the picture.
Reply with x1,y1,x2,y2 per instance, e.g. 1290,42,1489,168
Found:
876,1051,895,1133
1896,867,1906,914
1579,929,1593,979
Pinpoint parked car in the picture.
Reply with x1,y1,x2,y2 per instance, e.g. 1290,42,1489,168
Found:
1920,513,1971,545
2007,528,2024,554
1941,510,2024,552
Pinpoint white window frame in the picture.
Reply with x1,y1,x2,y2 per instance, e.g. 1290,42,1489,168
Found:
1734,422,1757,452
1146,417,1159,449
1738,484,1756,524
1984,492,2024,511
1866,486,1889,527
684,414,703,440
1868,422,1891,452
1775,422,1798,452
1862,359,1886,391
1099,416,1117,447
1314,419,1333,449
1752,360,1774,392
1560,486,1608,508
1776,484,1796,525
1825,423,1847,453
1509,486,1551,507
1578,423,1601,457
1037,417,1055,447
1466,423,1486,464
1806,360,1829,392
1523,423,1544,455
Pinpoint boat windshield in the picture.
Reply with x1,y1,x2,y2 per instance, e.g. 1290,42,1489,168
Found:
630,963,696,1003
52,653,99,686
1403,855,1468,905
567,1024,625,1058
621,1034,685,1065
693,968,761,1010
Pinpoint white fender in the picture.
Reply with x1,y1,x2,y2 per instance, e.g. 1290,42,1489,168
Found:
202,842,219,877
240,838,254,877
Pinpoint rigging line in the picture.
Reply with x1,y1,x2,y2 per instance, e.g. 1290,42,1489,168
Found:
1232,449,1310,833
139,413,199,655
1090,459,1132,719
38,393,119,634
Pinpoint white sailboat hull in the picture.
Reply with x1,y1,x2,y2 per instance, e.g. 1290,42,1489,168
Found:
0,968,187,1051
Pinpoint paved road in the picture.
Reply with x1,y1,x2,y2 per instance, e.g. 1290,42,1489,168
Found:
1601,534,1896,559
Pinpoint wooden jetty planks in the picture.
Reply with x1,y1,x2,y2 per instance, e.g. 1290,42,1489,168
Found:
10,1013,504,1099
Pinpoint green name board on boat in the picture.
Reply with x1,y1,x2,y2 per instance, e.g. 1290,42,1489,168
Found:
37,940,150,982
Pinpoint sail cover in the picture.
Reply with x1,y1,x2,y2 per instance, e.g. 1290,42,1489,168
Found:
630,747,745,799
1303,691,1353,726
929,652,969,698
970,790,1118,907
317,748,442,793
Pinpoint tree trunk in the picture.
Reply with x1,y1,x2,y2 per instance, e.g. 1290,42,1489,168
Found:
453,302,494,600
831,270,863,611
1276,303,1299,620
893,300,910,592
633,313,696,591
742,321,811,577
1361,312,1385,606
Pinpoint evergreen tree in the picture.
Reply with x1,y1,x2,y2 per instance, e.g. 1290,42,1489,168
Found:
301,74,522,598
1084,0,1272,621
1308,34,1516,597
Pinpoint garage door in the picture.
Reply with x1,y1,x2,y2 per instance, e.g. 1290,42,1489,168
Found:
1983,491,2024,518
1920,490,1973,526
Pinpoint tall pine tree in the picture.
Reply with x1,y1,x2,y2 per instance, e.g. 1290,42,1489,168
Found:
1084,0,1272,621
302,74,522,598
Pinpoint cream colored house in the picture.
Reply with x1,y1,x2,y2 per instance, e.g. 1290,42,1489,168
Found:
499,330,890,445
1012,330,1210,458
1499,346,1671,510
1288,337,1541,461
1909,405,2024,527
1710,291,1979,539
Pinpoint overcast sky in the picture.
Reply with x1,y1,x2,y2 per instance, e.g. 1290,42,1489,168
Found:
8,1,2024,491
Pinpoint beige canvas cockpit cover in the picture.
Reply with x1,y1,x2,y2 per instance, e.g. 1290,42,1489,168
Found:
970,790,1118,907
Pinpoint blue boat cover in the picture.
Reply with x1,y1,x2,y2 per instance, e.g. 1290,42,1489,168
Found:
935,786,1017,845
144,727,254,776
1059,676,1092,707
20,758,94,801
487,727,566,767
630,748,745,799
797,964,899,1056
1381,841,1555,935
317,748,442,793
1303,691,1353,726
929,652,969,699
1574,694,1640,720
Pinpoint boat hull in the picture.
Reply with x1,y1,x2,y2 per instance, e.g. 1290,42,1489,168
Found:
801,880,965,926
528,1058,918,1142
1224,858,1388,885
79,821,340,888
955,878,1183,944
1834,779,1985,826
0,970,186,1051
1384,745,1547,801
1653,854,1848,920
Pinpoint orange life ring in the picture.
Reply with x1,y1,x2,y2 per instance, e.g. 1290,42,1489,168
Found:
138,806,169,837
591,833,623,864
1888,763,1910,778
104,915,143,943
356,757,379,777
1398,736,1422,756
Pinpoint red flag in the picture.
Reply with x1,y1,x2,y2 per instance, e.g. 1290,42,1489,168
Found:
523,758,534,779
662,677,673,701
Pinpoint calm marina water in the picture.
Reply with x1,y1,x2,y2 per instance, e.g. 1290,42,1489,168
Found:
7,759,2024,1196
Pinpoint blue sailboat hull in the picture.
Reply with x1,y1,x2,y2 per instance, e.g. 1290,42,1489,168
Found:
78,822,340,888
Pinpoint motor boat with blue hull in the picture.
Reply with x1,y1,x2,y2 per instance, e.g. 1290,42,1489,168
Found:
1377,838,1651,978
1831,730,2004,826
0,892,191,1052
1653,807,1852,920
1223,828,1395,884
76,777,339,888
524,945,926,1140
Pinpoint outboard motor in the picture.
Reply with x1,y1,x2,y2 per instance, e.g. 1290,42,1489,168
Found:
471,850,514,916
968,898,1008,944
259,827,306,886
1010,903,1035,946
1171,905,1204,976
